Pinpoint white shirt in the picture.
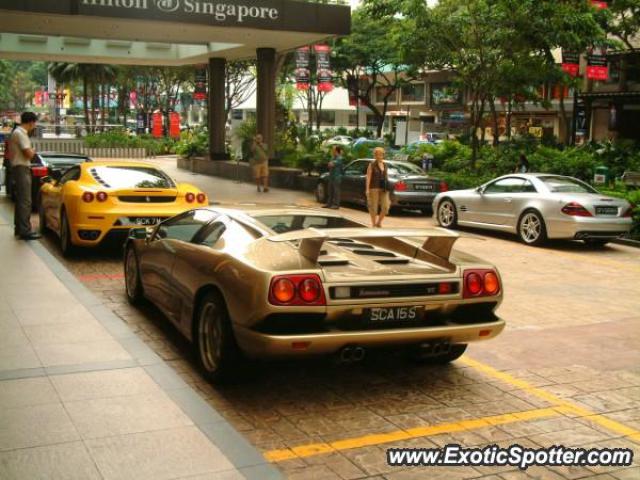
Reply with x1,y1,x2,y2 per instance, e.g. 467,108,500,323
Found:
10,126,32,168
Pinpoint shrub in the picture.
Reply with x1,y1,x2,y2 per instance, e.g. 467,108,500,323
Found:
175,128,208,158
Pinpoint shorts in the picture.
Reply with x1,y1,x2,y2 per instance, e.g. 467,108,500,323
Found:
367,189,390,216
253,163,269,178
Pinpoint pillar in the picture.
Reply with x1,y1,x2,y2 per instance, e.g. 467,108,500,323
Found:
256,48,276,158
208,57,228,160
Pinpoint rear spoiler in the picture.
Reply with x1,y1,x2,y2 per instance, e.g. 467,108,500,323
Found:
266,227,462,263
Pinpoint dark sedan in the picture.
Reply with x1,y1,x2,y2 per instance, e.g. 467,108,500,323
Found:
316,159,448,214
6,152,92,208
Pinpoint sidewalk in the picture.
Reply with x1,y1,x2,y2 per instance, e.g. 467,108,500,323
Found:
0,199,281,480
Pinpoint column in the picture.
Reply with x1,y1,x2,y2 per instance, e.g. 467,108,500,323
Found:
208,57,228,160
256,48,276,158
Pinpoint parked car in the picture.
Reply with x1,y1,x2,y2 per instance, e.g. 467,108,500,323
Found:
323,135,353,148
6,152,92,209
38,161,208,255
434,173,634,247
316,159,448,214
420,132,446,144
123,205,504,382
350,137,386,158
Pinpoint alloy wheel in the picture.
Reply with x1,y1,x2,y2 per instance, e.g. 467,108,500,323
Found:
125,248,139,300
198,303,223,373
438,201,455,227
520,213,542,243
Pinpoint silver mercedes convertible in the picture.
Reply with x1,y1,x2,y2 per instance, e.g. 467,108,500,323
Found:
433,174,633,246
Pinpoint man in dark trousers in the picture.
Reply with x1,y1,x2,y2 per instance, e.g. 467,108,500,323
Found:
10,112,41,240
323,145,344,209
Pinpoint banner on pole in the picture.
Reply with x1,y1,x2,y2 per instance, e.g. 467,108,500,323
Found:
314,44,333,92
295,47,310,91
152,111,163,138
561,51,580,77
194,66,207,101
586,45,608,81
169,111,181,139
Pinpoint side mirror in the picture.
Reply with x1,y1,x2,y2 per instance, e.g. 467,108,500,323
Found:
129,227,154,241
475,186,484,194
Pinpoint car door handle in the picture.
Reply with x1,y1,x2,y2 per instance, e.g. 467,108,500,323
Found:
504,198,512,203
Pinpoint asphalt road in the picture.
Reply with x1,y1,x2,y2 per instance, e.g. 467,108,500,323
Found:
33,157,640,479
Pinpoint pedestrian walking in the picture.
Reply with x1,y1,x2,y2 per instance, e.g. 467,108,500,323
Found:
251,134,270,193
365,147,391,228
10,112,41,240
515,154,530,173
323,145,344,209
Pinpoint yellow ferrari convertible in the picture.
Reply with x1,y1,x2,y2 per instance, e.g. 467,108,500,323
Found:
39,161,208,255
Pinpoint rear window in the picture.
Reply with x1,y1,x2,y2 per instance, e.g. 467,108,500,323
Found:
539,176,597,194
388,163,424,175
41,156,89,166
89,166,175,189
254,215,362,234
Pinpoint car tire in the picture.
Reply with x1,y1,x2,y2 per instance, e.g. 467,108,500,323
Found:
517,210,547,246
195,291,245,384
437,199,457,228
60,210,75,257
584,239,609,248
38,198,47,234
316,182,327,204
124,245,144,305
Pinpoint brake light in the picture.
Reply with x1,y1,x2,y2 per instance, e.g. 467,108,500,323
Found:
82,192,95,203
32,166,48,177
561,202,592,217
96,191,108,202
438,282,453,295
196,192,207,204
463,269,500,298
269,274,326,306
394,181,408,192
623,203,635,217
185,192,195,203
439,181,449,192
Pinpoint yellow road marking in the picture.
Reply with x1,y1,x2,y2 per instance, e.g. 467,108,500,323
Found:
264,407,560,463
460,357,640,444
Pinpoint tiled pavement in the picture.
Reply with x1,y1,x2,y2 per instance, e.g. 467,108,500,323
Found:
4,156,640,479
0,202,280,479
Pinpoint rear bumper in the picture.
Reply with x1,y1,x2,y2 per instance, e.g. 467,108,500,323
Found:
235,319,505,358
390,191,437,209
546,216,633,240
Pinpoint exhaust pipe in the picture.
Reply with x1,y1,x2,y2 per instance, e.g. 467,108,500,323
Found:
352,347,366,362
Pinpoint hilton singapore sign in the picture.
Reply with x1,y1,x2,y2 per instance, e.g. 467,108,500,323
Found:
80,0,280,24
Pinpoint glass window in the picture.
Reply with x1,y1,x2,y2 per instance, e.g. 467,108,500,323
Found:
347,113,358,126
345,160,370,175
254,215,361,234
522,181,538,193
539,176,598,194
401,83,426,102
60,166,81,184
430,83,462,107
198,222,227,247
375,86,397,104
318,110,335,126
484,178,528,194
90,166,175,189
387,162,424,175
41,156,89,167
155,209,217,242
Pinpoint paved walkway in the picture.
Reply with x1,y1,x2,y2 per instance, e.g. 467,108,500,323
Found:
0,199,281,480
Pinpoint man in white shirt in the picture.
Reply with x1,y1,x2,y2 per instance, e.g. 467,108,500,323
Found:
10,112,41,240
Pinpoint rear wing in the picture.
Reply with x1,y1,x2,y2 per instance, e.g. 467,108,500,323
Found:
266,227,462,264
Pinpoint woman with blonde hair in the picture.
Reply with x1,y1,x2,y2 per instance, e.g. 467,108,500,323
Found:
365,147,390,228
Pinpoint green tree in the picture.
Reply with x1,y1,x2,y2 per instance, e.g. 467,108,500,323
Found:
606,0,640,51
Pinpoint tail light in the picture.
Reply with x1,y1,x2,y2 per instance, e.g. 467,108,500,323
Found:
96,191,108,202
439,181,449,192
32,166,49,177
82,192,95,203
185,192,196,203
269,274,326,306
394,181,408,192
196,193,207,204
561,202,592,217
463,269,501,298
623,204,635,217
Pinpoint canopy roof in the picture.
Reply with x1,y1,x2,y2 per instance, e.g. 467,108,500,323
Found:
0,0,350,65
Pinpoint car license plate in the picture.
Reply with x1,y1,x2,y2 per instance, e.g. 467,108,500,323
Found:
131,217,162,226
595,206,618,216
367,306,422,322
413,184,434,191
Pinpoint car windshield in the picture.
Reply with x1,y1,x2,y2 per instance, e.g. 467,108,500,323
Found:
539,176,598,194
89,166,175,189
254,215,363,234
41,156,88,166
387,163,424,175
